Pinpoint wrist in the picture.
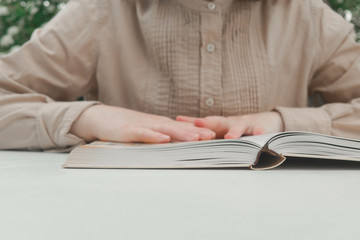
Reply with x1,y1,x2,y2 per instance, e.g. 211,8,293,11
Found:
70,105,100,142
272,110,285,132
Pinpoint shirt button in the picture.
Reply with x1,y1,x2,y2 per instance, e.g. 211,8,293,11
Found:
206,43,215,53
207,2,216,10
205,98,215,107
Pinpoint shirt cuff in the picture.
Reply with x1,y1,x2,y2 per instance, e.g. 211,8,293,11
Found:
275,106,331,135
36,101,100,150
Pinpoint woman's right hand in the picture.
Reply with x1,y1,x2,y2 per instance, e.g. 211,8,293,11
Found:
70,105,216,143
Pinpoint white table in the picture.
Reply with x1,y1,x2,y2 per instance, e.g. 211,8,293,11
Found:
1,150,360,240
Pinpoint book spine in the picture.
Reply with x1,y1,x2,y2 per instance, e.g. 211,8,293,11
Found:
250,144,286,170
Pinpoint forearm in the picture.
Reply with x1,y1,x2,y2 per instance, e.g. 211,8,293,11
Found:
0,91,98,150
276,99,360,139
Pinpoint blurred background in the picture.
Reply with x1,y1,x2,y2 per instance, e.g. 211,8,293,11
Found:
0,0,360,55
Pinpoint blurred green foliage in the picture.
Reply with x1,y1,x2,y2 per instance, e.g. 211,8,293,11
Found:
0,0,68,54
327,0,360,40
0,0,360,55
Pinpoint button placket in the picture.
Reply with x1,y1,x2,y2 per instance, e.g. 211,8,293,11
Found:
199,9,223,116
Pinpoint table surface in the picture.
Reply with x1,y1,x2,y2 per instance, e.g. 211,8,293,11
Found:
1,150,360,240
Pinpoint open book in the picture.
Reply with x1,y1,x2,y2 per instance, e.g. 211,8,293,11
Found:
63,131,360,170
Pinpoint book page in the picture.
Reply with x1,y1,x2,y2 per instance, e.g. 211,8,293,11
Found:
240,133,279,147
269,131,360,161
64,138,265,168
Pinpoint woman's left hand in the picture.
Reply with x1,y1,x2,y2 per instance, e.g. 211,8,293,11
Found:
176,111,284,139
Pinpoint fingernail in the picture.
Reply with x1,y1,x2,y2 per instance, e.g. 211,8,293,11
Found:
159,135,170,142
224,134,236,139
186,133,199,141
201,131,216,140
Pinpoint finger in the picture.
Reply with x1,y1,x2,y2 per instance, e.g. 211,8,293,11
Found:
177,123,216,140
176,116,216,140
194,116,228,129
252,125,265,135
150,123,201,141
177,115,228,133
176,115,198,123
127,126,171,143
224,124,248,139
153,121,215,141
194,116,230,138
198,128,216,140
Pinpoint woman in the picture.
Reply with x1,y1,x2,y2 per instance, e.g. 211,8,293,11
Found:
0,0,359,150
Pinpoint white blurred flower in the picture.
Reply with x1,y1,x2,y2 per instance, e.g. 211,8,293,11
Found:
43,1,50,7
7,26,20,36
0,35,14,47
9,45,21,53
0,5,9,16
344,10,353,22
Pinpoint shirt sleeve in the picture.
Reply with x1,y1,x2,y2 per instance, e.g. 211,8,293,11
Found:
276,0,360,139
0,0,106,150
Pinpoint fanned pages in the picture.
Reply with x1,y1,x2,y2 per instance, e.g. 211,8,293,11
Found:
63,131,360,170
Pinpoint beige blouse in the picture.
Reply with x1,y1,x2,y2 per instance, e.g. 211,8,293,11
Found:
1,0,360,150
